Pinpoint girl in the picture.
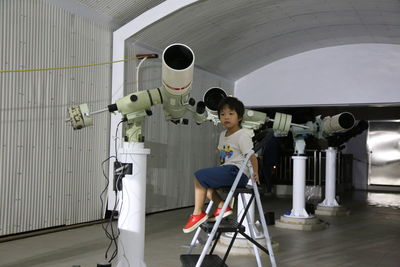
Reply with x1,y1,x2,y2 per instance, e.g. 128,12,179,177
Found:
183,97,259,233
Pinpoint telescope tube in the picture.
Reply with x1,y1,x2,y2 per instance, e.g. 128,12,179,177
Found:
322,112,355,135
161,43,195,120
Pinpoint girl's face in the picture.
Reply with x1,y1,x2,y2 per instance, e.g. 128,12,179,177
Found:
219,106,241,129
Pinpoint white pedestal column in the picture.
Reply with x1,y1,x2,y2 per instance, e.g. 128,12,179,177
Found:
116,142,150,267
287,156,310,218
276,156,327,231
320,147,339,207
316,147,350,216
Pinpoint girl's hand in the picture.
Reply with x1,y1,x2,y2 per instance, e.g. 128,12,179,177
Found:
252,172,260,184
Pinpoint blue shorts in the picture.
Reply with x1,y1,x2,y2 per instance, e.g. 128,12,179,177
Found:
194,165,249,189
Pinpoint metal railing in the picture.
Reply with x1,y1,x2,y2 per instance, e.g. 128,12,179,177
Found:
273,149,353,188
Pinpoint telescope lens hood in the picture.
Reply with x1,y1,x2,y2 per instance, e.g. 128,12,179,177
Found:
163,44,193,70
338,112,355,129
204,87,227,111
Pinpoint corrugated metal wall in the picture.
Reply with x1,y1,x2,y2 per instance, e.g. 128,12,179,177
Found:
125,44,234,212
0,0,112,236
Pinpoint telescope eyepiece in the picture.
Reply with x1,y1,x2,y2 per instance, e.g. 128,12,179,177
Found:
196,101,206,114
130,95,138,102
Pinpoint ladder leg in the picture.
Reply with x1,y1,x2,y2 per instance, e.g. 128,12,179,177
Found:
209,231,222,255
250,175,277,267
222,194,254,264
187,201,214,254
240,193,263,267
221,228,239,263
195,185,238,267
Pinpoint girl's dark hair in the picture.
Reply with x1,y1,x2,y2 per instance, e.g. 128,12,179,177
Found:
217,96,245,119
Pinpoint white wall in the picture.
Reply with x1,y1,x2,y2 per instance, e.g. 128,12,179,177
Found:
125,44,234,213
0,0,112,236
235,44,400,107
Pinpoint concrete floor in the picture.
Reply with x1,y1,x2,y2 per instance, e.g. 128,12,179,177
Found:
0,191,400,267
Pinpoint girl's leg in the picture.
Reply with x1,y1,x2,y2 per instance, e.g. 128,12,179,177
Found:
207,189,224,208
193,177,207,215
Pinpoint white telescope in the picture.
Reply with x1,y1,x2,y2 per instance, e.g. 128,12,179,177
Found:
161,43,195,121
321,112,355,136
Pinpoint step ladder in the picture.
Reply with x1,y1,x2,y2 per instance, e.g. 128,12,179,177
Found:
180,150,277,267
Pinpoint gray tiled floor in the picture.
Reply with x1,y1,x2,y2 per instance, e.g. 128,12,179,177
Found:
1,191,400,267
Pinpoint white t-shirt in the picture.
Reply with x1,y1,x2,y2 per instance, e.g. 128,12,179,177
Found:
218,129,253,177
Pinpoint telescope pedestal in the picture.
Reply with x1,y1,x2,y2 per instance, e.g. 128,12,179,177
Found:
276,156,326,231
116,142,150,267
315,205,350,216
316,147,350,216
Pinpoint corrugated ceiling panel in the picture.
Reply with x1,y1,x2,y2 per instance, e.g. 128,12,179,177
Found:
75,0,165,26
0,0,112,236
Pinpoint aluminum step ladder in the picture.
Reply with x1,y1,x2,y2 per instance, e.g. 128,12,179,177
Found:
180,150,277,267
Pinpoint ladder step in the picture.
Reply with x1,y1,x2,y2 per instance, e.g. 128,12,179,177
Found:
220,185,263,194
200,219,245,233
180,254,228,267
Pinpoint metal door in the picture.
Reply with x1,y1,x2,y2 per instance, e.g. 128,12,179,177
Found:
367,121,400,186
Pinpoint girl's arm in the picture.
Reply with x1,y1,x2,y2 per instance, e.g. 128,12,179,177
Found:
249,154,260,184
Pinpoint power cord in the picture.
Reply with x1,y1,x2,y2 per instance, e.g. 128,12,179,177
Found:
99,120,125,263
115,120,124,162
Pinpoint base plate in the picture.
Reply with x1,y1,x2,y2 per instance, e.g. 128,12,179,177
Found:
275,215,327,231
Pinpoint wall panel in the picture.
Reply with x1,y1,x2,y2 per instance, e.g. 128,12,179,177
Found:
0,0,112,236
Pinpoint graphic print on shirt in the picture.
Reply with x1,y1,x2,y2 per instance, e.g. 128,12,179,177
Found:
220,145,234,165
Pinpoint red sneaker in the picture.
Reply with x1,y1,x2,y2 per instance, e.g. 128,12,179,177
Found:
208,206,233,222
183,212,208,233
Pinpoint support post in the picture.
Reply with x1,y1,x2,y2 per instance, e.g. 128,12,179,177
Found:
288,156,309,218
316,147,350,216
276,155,327,230
116,142,150,267
319,147,339,207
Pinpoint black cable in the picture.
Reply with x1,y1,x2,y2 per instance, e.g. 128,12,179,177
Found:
100,157,117,243
106,189,120,262
103,175,122,262
100,156,115,219
100,156,120,261
107,172,125,262
99,119,125,263
107,120,126,262
115,120,124,162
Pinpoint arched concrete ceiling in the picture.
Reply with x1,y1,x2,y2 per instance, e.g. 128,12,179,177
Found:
70,0,400,81
129,0,400,81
